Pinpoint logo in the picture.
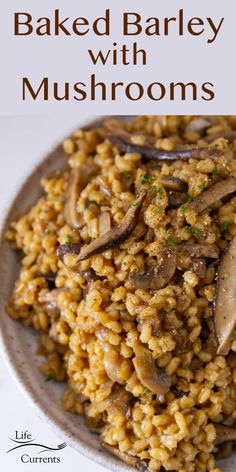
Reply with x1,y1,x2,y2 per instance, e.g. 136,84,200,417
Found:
6,431,67,464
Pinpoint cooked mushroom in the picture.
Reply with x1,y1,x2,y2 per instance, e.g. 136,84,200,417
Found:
56,243,82,261
108,129,219,161
214,424,236,446
192,259,207,279
97,176,113,199
104,387,132,418
133,347,171,395
168,191,187,209
103,347,123,383
101,442,140,467
82,268,104,283
160,176,187,192
129,247,177,291
99,212,111,237
178,243,219,259
186,117,212,136
85,417,105,434
213,234,236,355
204,130,236,144
38,288,65,316
63,160,98,229
189,178,236,214
78,190,146,261
38,272,56,289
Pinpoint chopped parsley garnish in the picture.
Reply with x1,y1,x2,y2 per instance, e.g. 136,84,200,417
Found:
212,167,220,175
219,220,230,234
148,175,156,183
198,184,205,192
187,194,194,202
184,225,203,237
180,203,189,214
45,372,56,382
143,387,151,394
65,235,74,245
157,185,165,200
133,201,142,208
123,172,131,180
140,175,148,185
140,175,156,185
156,207,161,214
167,236,176,249
148,185,157,195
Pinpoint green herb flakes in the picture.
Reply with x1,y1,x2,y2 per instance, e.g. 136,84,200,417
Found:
219,220,230,234
140,175,148,185
212,167,220,175
180,204,189,214
123,172,131,180
148,175,156,183
187,194,194,202
45,372,56,382
65,235,74,245
143,387,151,394
167,236,176,249
184,226,203,238
198,184,205,192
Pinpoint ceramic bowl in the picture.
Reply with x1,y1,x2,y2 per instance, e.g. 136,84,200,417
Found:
0,117,234,472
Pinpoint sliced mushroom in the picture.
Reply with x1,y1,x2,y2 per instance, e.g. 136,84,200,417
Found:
105,387,132,419
63,161,98,229
38,288,65,316
103,347,123,383
38,272,56,290
78,190,146,261
108,129,219,161
186,117,212,136
160,176,188,192
204,130,236,144
97,176,113,199
85,417,105,434
213,234,236,355
129,247,177,291
189,178,236,214
133,347,171,395
101,442,140,467
99,212,111,237
168,191,187,209
57,243,82,261
178,243,219,259
192,259,207,279
214,424,236,445
82,268,104,283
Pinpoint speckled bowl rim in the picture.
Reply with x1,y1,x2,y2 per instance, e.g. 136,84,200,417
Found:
0,115,233,472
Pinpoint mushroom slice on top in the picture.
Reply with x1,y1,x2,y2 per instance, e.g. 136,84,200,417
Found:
98,212,111,237
214,424,236,446
185,117,212,136
160,176,187,192
104,387,132,418
129,247,177,291
133,347,171,395
178,243,219,259
78,190,146,261
56,243,82,261
213,234,236,355
108,129,220,161
63,160,98,229
204,130,236,144
189,178,236,214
